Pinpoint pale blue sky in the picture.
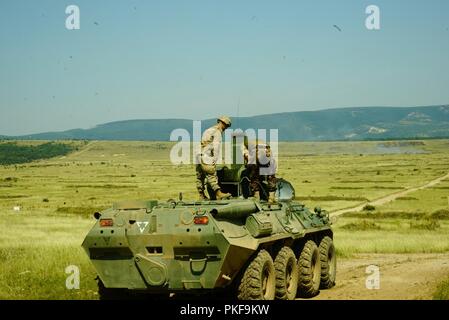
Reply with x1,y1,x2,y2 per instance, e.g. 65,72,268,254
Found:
1,0,449,135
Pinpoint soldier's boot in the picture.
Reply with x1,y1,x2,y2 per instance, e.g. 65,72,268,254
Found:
253,191,260,200
215,189,231,200
198,191,208,201
268,192,276,204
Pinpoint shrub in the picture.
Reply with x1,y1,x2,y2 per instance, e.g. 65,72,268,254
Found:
0,142,75,165
430,209,449,220
363,204,376,211
409,219,440,230
341,220,381,231
396,196,418,201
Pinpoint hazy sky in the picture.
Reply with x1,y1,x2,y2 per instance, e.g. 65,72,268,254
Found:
1,0,449,135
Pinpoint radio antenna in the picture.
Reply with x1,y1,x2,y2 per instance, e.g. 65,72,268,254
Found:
236,96,240,128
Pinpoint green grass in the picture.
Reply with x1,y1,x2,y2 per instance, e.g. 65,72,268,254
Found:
54,206,107,218
434,278,449,300
0,246,98,299
342,209,449,220
0,212,98,299
334,210,449,257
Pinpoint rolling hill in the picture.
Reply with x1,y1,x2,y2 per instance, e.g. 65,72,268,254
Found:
6,105,449,141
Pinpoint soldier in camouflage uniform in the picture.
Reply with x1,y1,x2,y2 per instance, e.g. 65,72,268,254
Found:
196,116,232,200
242,141,277,204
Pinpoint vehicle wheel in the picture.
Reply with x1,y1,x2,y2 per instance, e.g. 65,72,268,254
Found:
274,247,298,300
237,250,276,300
297,240,321,298
319,236,337,289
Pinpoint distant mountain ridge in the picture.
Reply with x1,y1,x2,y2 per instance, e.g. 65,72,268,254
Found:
4,105,449,141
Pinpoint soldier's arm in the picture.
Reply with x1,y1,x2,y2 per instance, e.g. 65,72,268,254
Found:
240,143,249,161
211,130,222,164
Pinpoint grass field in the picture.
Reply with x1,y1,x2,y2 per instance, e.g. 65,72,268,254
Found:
434,277,449,300
1,139,449,299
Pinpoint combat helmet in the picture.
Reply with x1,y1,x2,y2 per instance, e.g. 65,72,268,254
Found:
217,116,232,128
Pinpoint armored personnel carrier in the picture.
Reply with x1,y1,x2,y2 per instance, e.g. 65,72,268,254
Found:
82,136,336,300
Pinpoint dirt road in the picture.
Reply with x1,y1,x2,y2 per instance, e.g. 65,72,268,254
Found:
311,253,449,300
66,140,99,159
331,172,449,218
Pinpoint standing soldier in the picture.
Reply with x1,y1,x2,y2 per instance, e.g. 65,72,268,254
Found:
196,116,232,200
242,141,277,204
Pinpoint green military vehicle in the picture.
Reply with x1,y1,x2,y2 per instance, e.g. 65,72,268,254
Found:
82,136,336,300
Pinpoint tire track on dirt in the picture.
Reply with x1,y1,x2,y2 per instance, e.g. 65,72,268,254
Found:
312,253,449,300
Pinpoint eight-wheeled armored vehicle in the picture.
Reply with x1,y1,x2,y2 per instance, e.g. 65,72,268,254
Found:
82,136,336,300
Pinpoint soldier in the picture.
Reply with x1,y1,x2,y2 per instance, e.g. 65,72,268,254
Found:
196,116,232,200
242,141,277,204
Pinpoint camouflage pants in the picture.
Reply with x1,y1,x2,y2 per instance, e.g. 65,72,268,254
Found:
196,163,220,193
247,164,277,193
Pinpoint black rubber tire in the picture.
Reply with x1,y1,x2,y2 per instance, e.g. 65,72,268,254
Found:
297,240,321,298
319,236,337,289
274,247,298,300
237,249,276,300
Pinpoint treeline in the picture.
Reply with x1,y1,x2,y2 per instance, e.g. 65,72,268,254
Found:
0,142,76,165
